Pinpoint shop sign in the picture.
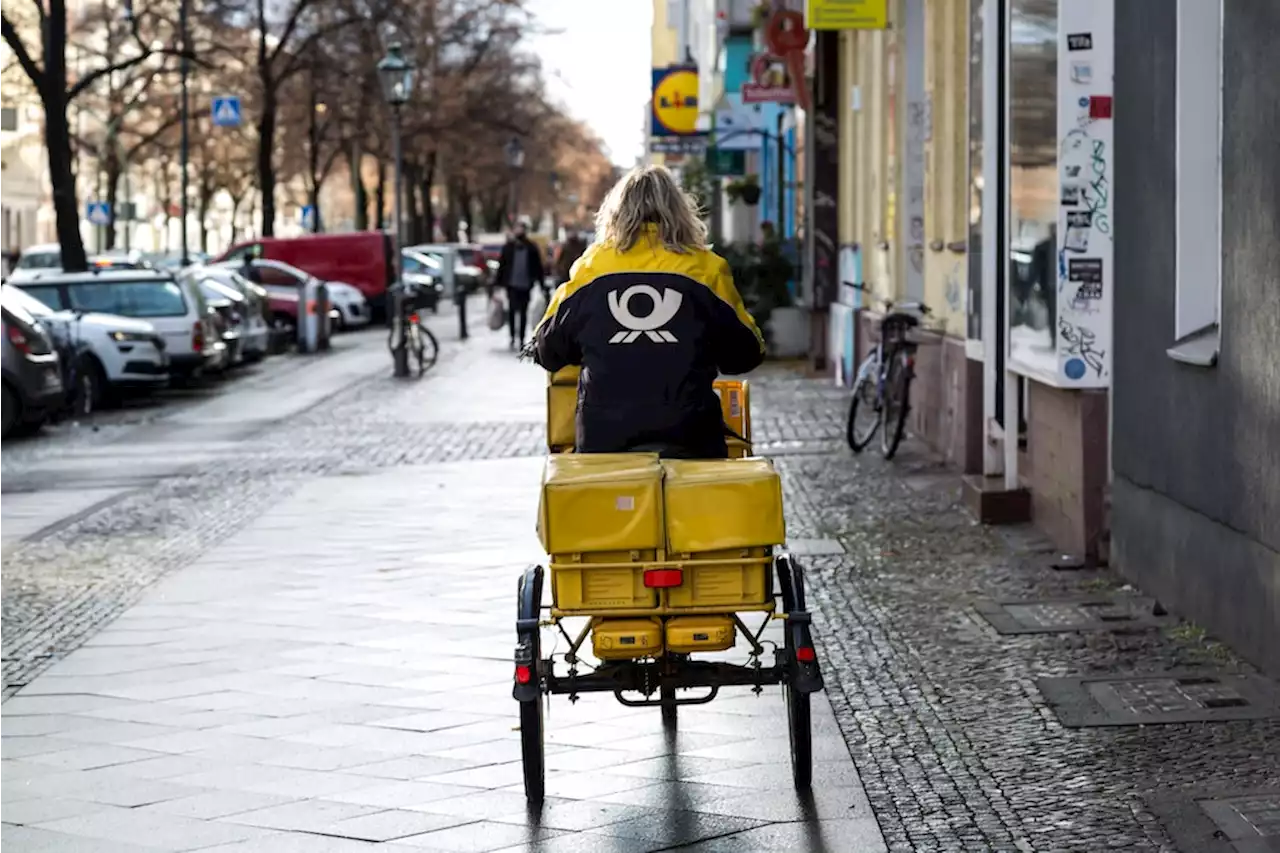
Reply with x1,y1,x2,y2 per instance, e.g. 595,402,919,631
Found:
741,8,810,110
651,65,701,137
805,0,889,30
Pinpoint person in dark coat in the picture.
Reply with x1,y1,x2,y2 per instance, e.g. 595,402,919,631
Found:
496,223,546,349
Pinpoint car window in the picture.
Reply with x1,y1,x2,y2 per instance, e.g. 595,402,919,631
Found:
17,251,61,270
222,243,263,262
67,280,189,317
402,253,437,275
2,283,54,317
255,264,302,288
18,284,66,311
199,278,243,303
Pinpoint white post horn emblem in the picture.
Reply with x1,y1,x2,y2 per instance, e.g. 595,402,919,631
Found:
607,285,682,343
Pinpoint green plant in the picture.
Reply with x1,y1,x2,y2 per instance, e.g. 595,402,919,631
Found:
725,174,761,206
680,158,717,213
717,239,794,348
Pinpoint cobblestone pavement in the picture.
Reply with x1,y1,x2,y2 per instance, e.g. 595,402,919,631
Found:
1,320,883,852
4,314,1278,851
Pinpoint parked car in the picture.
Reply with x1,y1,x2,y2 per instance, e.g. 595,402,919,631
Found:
2,283,168,407
12,269,223,379
2,287,65,438
183,267,270,362
404,243,487,294
214,232,395,319
214,258,366,331
143,250,211,270
6,244,153,284
398,251,444,312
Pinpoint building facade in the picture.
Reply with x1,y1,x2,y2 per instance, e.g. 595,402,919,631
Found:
1111,0,1279,674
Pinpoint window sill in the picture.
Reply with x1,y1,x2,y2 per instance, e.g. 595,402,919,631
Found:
1166,324,1219,367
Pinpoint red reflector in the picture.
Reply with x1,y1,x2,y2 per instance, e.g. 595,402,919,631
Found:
515,665,532,684
795,646,816,662
409,313,420,324
643,569,683,588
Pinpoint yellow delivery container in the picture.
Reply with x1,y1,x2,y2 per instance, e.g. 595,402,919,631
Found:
552,550,657,610
665,615,736,653
539,453,664,555
592,618,663,660
550,365,581,386
713,379,751,441
547,384,577,449
661,458,783,609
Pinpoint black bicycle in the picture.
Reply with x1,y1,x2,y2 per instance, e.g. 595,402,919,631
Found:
388,283,439,377
846,300,930,460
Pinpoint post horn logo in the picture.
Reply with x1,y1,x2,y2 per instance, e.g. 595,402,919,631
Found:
607,286,683,343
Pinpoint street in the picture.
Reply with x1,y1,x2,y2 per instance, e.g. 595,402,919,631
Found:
2,314,1278,853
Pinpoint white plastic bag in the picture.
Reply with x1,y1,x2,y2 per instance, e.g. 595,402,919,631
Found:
487,294,507,331
529,287,548,324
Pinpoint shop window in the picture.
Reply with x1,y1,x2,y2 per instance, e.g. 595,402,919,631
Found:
0,106,17,132
1169,0,1222,368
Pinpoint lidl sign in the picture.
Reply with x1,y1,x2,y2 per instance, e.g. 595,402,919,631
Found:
651,66,701,137
806,0,889,30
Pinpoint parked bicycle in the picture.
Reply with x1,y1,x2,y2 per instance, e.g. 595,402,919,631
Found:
387,281,439,377
846,299,931,460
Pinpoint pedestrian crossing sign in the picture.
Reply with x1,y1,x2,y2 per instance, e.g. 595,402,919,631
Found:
211,96,242,127
86,201,111,226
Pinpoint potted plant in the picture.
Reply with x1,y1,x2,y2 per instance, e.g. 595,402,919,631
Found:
718,239,802,357
725,174,762,206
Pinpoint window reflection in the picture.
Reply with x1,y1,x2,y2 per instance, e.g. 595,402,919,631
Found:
1008,0,1058,378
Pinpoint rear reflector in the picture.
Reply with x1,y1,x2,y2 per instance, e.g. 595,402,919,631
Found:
409,313,420,324
643,569,683,588
515,665,532,684
795,646,816,662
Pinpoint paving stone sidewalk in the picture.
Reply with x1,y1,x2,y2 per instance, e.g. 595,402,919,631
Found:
2,324,885,852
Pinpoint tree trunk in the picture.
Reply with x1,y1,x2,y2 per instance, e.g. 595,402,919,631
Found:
257,90,278,236
198,184,213,253
229,193,243,244
374,160,386,231
348,144,367,230
104,155,121,250
43,92,88,271
421,151,436,243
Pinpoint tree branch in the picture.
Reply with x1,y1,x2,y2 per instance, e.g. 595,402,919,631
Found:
2,13,45,89
67,51,153,101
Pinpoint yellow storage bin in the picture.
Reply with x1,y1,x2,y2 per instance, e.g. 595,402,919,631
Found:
665,615,736,653
547,384,576,448
666,547,771,608
551,550,657,611
538,453,664,555
713,379,751,442
661,458,785,553
592,617,663,660
726,437,750,459
550,365,581,386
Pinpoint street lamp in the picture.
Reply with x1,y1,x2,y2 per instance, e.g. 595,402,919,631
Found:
377,42,415,377
504,136,525,229
178,0,190,266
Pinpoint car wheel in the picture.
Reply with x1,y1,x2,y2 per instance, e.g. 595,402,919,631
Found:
2,381,20,439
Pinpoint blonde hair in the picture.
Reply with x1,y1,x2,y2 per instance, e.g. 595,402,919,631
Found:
594,165,708,254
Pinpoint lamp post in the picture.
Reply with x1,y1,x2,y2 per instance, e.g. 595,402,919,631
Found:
377,42,415,377
504,136,525,229
178,0,190,266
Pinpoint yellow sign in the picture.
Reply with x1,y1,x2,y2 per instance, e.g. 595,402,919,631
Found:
806,0,889,30
651,66,701,136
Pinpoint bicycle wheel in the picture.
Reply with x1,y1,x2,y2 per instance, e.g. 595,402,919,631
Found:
660,684,678,729
845,366,882,452
880,351,913,459
416,325,439,374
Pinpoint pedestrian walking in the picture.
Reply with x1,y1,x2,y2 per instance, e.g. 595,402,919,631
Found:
496,223,546,350
553,230,588,284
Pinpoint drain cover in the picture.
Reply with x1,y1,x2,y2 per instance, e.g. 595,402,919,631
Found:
1147,787,1280,853
1038,671,1280,727
974,596,1171,634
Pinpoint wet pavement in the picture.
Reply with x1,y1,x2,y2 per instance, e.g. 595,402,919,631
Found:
4,310,1279,852
1,317,884,852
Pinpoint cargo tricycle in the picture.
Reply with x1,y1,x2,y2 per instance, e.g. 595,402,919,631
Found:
514,366,825,802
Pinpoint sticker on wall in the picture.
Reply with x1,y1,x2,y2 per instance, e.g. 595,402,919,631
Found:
1067,33,1093,51
1065,211,1093,252
1061,184,1083,206
1068,257,1104,301
1071,61,1093,84
1089,95,1113,119
1064,358,1088,380
1064,164,1082,179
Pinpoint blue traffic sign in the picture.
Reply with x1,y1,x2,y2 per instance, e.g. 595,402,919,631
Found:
211,96,242,128
86,201,111,226
300,205,316,230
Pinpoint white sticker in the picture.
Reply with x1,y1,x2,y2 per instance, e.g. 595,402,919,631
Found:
729,390,742,419
1070,61,1093,84
615,496,635,511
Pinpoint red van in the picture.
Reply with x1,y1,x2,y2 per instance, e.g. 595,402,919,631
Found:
215,232,395,318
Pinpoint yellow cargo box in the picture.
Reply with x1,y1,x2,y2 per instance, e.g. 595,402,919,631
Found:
726,437,750,459
547,384,576,448
592,617,663,660
665,615,736,654
713,379,751,442
661,458,785,553
538,453,664,555
550,365,581,386
551,550,657,610
666,547,772,609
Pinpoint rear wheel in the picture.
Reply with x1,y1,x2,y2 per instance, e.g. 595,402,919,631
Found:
519,695,545,802
660,685,678,729
880,352,913,459
1,381,20,439
414,325,439,375
516,568,545,803
785,681,812,789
